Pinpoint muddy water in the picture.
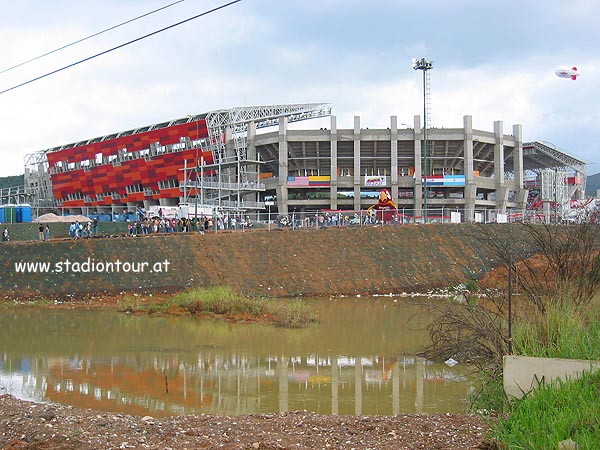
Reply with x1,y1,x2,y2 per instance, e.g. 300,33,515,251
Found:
0,297,479,417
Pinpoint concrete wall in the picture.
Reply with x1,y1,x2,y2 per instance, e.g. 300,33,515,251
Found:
503,355,600,400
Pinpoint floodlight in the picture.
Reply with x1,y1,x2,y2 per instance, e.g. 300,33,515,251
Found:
412,57,433,71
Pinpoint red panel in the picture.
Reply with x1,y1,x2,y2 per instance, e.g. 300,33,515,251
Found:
46,119,214,206
50,143,207,206
47,120,209,168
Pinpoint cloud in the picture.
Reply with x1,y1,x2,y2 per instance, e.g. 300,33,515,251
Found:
1,1,600,177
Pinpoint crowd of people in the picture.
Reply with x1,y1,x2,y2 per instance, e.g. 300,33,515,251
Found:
0,212,258,244
68,219,98,239
126,213,253,236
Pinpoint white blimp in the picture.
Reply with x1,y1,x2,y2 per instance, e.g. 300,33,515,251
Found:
555,66,580,80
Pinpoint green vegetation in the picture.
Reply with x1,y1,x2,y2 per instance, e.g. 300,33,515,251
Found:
513,295,600,360
585,172,600,197
0,174,24,190
118,286,317,328
470,293,600,420
421,221,600,448
491,370,600,450
484,296,600,448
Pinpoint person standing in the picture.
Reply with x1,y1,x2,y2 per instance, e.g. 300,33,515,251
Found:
2,227,9,242
38,224,44,241
44,224,50,241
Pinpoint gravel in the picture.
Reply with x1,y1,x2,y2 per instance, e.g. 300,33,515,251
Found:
1,394,492,450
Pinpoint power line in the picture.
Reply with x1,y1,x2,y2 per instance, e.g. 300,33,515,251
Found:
0,0,186,76
0,0,243,96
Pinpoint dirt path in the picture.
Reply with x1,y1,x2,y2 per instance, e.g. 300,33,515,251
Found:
0,395,492,450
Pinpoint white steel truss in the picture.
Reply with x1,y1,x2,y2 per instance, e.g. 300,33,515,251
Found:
199,103,332,211
541,168,569,221
205,103,332,163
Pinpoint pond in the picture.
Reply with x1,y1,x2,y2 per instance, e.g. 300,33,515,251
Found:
0,297,479,417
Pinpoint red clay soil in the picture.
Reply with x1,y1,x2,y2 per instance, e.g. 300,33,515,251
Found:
0,224,520,301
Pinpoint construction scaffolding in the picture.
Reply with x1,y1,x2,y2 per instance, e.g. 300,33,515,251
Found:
181,103,332,214
23,151,55,209
541,168,569,222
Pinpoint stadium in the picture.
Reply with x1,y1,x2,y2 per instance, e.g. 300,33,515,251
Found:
19,102,588,224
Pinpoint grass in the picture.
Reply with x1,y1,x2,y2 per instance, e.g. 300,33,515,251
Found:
118,286,317,328
512,295,600,360
474,294,600,448
490,370,600,450
0,297,53,307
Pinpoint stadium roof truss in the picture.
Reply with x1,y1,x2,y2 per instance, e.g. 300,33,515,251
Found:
196,103,332,210
521,141,586,174
23,103,332,211
521,141,587,197
205,103,332,163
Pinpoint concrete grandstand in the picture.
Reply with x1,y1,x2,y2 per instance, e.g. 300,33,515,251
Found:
22,103,587,223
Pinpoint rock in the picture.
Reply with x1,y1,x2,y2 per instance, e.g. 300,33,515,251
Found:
38,409,56,421
558,439,578,450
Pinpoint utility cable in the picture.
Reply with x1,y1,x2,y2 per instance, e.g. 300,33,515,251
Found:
0,0,186,76
0,0,242,96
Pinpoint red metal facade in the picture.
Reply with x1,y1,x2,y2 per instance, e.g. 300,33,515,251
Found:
47,121,211,207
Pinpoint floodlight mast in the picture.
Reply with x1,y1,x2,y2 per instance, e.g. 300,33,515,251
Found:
413,57,433,223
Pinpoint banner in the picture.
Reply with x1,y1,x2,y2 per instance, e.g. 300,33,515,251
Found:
364,176,386,187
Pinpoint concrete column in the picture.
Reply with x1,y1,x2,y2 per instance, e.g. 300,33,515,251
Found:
494,121,509,213
512,124,528,209
463,115,476,221
224,126,235,186
413,115,423,219
278,117,289,215
225,126,234,158
353,116,361,211
390,116,399,202
512,124,524,187
247,121,257,161
330,116,338,210
244,121,258,205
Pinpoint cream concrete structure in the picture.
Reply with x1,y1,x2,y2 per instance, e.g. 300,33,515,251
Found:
251,114,532,222
21,104,586,222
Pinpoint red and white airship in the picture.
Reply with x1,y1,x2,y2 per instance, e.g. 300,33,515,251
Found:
555,67,580,80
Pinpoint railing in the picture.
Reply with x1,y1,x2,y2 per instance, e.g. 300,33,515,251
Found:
180,180,265,191
32,206,589,229
260,207,574,230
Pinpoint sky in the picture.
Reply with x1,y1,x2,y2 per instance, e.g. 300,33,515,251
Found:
1,0,599,178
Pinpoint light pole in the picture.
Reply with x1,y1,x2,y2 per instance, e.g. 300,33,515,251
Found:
413,57,433,223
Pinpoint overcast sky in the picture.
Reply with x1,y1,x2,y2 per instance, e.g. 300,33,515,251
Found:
1,0,598,178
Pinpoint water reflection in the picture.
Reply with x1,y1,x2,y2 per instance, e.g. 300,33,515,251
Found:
0,298,479,416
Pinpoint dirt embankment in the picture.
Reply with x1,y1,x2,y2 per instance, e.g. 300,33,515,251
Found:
0,224,518,299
